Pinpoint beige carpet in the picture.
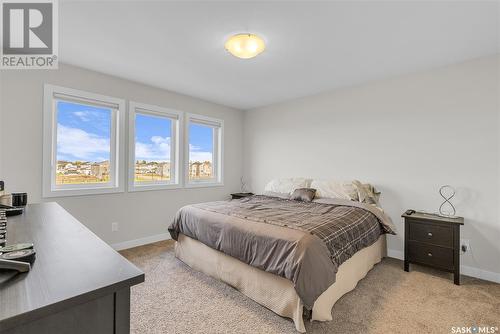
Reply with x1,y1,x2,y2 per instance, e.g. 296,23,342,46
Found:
120,240,500,334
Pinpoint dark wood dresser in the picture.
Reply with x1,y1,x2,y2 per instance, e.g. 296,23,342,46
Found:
0,203,144,333
402,211,464,285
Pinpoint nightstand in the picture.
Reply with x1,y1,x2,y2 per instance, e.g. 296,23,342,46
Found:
402,211,464,285
231,192,254,200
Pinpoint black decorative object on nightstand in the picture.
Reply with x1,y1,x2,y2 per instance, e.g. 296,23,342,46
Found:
231,192,254,200
402,211,464,285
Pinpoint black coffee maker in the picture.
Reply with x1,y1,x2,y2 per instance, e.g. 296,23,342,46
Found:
0,181,27,216
11,193,28,207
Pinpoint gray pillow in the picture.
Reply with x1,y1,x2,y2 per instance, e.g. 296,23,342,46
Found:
290,188,317,202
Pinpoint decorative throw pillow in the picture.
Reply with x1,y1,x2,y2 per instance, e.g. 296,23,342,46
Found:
352,180,381,205
290,188,317,202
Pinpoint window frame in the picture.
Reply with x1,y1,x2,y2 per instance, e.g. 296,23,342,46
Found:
184,113,224,188
128,102,183,192
42,84,125,198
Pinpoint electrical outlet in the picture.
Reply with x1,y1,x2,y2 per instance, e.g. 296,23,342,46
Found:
111,222,119,232
460,239,470,253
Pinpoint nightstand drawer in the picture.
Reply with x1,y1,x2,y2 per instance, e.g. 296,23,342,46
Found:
408,241,454,270
408,220,452,247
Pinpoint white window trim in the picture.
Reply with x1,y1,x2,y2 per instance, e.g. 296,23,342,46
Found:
184,113,224,188
42,84,125,198
128,102,183,192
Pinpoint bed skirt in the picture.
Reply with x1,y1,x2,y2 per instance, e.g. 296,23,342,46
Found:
175,233,386,332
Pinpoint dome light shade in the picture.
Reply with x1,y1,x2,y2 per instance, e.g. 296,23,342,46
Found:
225,33,265,59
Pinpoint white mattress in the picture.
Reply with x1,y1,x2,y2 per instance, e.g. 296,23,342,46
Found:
175,233,386,332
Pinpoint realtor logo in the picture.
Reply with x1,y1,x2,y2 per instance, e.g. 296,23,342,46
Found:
1,0,58,69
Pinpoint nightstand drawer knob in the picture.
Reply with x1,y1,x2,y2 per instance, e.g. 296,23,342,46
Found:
427,232,433,237
428,252,433,257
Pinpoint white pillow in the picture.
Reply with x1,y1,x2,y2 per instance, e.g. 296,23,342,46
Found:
263,178,311,195
310,180,358,201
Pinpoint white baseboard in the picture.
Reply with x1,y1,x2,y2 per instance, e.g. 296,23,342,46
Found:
386,248,500,284
112,233,171,251
460,265,500,284
387,249,404,260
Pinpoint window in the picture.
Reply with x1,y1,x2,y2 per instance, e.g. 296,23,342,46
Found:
43,85,225,195
43,85,125,197
185,114,223,187
128,102,181,191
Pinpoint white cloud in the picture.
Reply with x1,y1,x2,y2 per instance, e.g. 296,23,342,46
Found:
136,138,212,162
135,136,171,161
57,124,214,163
73,111,90,122
57,124,110,161
72,110,109,124
189,144,200,151
189,151,212,162
188,144,212,162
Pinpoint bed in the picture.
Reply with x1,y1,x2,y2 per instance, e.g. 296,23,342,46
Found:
168,181,395,332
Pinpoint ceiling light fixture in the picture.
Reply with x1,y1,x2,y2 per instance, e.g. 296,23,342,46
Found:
224,33,266,59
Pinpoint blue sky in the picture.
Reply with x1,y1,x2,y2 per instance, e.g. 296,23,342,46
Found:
135,113,171,162
189,123,213,163
56,101,213,163
57,101,111,162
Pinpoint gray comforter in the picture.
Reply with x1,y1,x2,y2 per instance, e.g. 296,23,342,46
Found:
168,195,395,309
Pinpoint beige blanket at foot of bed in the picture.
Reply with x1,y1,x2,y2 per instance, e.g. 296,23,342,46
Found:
175,234,386,332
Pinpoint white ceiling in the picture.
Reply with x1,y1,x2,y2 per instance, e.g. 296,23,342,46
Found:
60,1,499,110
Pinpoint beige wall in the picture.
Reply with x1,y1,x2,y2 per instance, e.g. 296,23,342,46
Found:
0,64,244,247
243,56,500,278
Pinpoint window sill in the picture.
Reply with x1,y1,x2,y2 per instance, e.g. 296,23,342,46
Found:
184,181,224,189
128,183,183,192
43,186,124,198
